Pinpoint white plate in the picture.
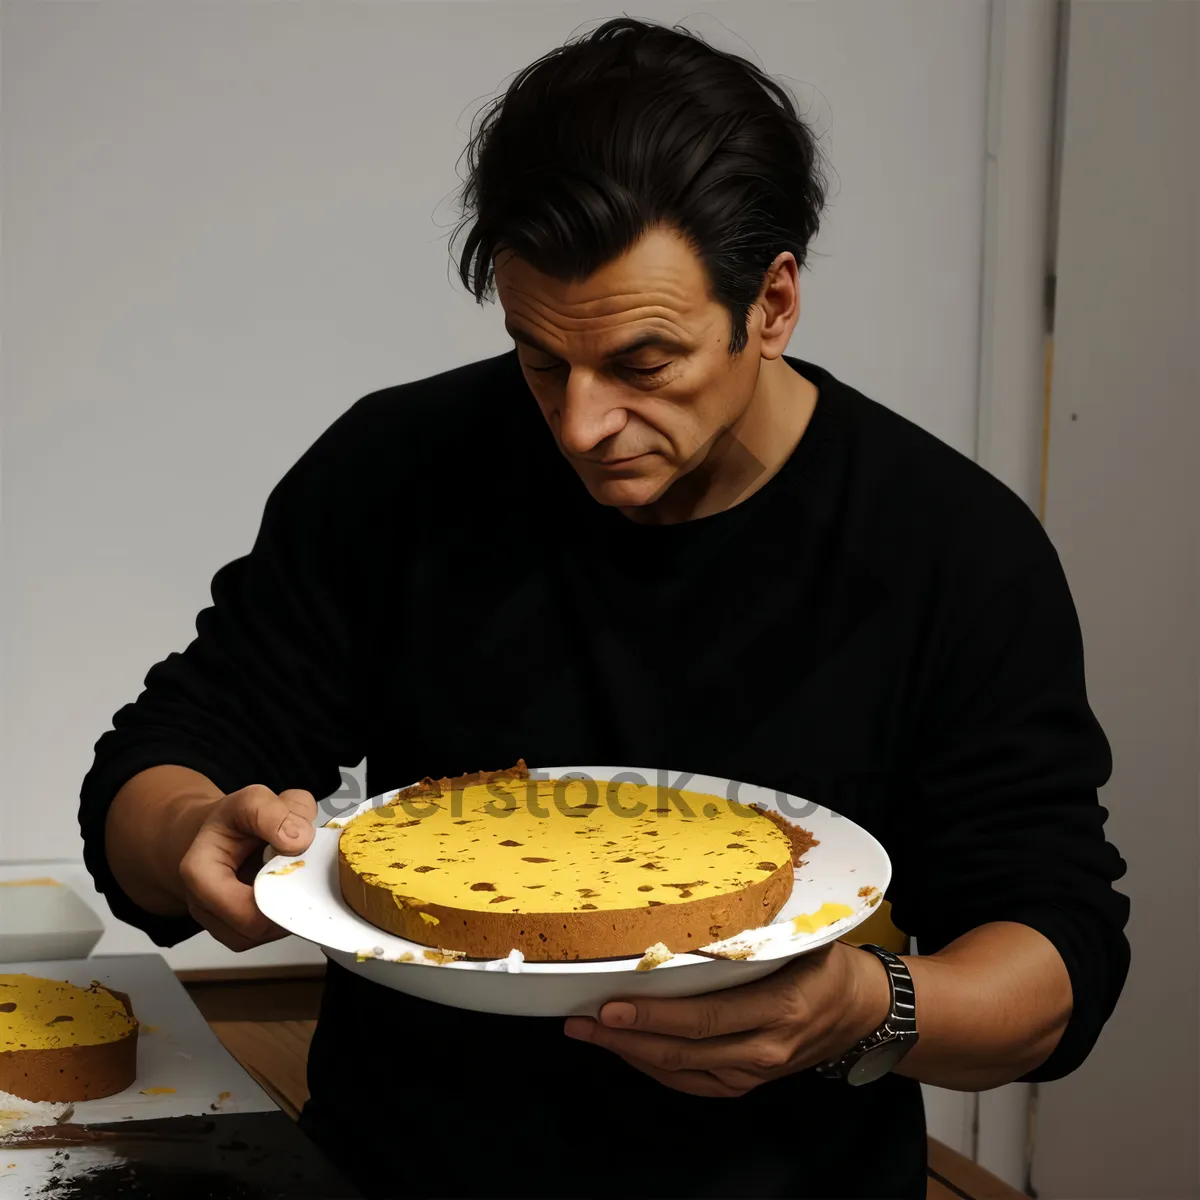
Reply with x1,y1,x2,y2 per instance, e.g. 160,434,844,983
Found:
254,766,890,1016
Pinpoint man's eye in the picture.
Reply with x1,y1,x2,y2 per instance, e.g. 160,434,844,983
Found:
622,363,671,378
528,361,567,374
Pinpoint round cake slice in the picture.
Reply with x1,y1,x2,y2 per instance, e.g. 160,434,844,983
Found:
338,762,815,961
0,975,138,1102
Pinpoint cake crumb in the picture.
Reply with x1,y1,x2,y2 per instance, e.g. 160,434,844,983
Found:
635,942,674,971
423,948,465,964
704,944,755,961
266,859,306,876
791,902,854,935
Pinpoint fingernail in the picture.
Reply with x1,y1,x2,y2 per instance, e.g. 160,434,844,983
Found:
563,1018,595,1042
600,1002,636,1028
281,817,305,841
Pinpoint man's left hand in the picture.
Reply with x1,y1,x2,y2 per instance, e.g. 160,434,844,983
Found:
562,941,891,1097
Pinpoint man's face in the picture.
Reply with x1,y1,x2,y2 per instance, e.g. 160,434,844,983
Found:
494,227,763,510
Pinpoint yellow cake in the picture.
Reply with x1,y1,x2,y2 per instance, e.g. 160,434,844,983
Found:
0,975,138,1102
338,761,816,961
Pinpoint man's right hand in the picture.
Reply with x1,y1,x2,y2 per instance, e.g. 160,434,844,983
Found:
176,785,318,951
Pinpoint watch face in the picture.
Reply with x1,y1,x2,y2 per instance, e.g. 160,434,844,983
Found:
847,1038,913,1086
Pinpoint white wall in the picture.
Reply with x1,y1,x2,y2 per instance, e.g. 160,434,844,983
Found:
0,0,987,861
1034,2,1199,1197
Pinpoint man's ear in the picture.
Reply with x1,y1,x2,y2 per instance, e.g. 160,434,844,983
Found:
756,252,801,360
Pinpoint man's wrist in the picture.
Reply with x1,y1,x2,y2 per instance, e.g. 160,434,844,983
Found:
136,788,220,912
163,793,222,885
843,941,894,1048
105,767,225,917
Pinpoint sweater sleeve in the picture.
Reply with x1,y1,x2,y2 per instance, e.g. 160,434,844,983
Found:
886,531,1131,1083
78,398,383,947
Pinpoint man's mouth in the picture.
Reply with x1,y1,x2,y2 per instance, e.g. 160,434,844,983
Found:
588,453,650,467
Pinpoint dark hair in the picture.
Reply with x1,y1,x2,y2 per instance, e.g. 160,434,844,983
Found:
454,17,828,353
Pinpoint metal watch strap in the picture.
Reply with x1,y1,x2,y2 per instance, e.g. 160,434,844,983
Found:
815,943,917,1081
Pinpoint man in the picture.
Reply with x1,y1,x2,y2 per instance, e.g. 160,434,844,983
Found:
81,18,1129,1200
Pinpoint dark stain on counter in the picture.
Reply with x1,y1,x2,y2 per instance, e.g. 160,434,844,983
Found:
20,1111,359,1199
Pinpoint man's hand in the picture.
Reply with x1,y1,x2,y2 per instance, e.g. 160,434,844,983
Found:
176,785,317,951
563,942,890,1097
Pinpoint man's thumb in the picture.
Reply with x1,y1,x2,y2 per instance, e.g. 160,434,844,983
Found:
235,786,316,852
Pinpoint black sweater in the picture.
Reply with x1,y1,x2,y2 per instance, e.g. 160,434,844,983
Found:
80,353,1129,1199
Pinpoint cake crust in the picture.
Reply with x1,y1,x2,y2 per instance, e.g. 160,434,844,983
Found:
749,803,820,865
385,759,531,810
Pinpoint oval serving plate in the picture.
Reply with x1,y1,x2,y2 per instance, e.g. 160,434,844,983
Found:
254,766,891,1016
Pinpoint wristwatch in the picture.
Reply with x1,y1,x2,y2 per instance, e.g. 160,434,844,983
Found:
816,944,919,1086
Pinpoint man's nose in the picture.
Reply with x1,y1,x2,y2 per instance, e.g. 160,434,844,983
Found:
557,368,627,455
